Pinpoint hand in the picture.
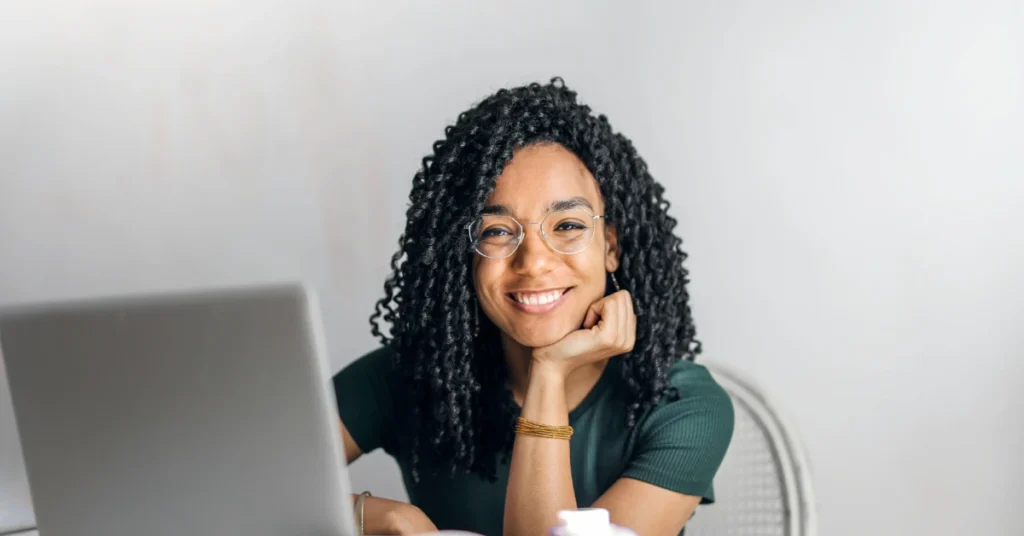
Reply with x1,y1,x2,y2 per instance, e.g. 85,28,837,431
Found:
531,290,636,379
359,495,437,535
384,503,437,536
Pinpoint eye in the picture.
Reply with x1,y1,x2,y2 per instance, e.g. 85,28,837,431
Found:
481,227,514,239
554,221,587,232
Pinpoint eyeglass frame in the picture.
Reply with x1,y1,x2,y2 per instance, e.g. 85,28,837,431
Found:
465,207,607,260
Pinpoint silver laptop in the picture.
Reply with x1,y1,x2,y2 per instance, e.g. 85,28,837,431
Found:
0,283,356,536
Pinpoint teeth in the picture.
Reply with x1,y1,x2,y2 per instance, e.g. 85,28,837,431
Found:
514,289,564,306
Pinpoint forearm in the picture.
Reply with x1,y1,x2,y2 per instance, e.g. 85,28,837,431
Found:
503,366,577,536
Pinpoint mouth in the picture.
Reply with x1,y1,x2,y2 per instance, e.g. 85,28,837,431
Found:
506,287,573,314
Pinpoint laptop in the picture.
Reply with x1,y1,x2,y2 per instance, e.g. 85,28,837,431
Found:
0,283,357,536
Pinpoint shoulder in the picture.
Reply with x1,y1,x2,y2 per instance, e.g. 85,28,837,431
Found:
331,344,403,411
333,345,398,381
636,358,735,453
620,358,735,500
350,344,398,366
331,345,403,454
665,358,732,407
331,345,403,404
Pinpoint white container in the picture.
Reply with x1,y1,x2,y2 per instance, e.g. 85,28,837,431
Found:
549,508,637,536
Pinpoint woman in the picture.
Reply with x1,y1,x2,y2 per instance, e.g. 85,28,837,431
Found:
333,78,734,536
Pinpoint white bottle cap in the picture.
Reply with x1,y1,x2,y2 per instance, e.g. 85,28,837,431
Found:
557,508,612,536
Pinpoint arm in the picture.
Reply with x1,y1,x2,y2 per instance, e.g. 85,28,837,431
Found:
333,348,437,535
596,366,735,535
505,413,704,536
503,365,577,536
594,478,701,535
504,291,634,536
504,291,733,536
341,419,437,535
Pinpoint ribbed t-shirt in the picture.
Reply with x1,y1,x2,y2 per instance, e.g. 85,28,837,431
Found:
333,346,734,536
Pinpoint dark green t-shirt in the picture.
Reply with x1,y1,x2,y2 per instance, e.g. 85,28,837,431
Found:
332,346,734,536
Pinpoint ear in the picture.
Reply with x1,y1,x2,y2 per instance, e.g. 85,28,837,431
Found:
604,223,620,273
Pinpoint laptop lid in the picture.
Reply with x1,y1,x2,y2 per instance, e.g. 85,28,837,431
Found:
0,283,355,536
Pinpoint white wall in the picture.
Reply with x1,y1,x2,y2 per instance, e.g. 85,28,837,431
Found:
2,1,1022,535
0,1,359,530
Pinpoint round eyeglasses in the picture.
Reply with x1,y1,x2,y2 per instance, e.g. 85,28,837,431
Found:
466,207,606,260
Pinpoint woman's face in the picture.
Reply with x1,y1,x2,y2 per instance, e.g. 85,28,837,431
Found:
472,143,619,349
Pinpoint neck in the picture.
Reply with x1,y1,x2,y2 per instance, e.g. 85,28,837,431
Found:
501,334,609,412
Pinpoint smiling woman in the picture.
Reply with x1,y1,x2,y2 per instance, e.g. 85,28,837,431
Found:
472,144,617,350
332,78,734,536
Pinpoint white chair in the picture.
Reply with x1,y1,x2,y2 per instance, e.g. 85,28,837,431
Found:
686,363,818,536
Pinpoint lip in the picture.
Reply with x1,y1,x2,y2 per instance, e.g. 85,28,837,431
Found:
506,287,573,314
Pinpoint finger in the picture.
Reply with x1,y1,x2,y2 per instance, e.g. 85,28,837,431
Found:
622,301,630,352
621,289,635,318
615,291,634,352
594,297,618,345
582,297,606,329
610,291,626,346
624,291,635,345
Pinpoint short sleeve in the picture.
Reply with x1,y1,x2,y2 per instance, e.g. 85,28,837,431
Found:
332,346,401,455
621,362,734,503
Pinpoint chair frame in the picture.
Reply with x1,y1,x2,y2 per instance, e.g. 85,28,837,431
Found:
703,362,819,536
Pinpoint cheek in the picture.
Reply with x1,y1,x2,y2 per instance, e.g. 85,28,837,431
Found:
472,263,505,307
569,252,609,289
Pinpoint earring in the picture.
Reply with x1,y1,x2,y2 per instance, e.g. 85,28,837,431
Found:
610,272,621,292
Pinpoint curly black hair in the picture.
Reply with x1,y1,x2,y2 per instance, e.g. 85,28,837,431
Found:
369,77,700,482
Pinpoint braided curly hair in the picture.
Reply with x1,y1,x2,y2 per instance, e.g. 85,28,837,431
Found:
369,77,700,482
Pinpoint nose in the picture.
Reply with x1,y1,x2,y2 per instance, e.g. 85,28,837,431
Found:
510,223,557,277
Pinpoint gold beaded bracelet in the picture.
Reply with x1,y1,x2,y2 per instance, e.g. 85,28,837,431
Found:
515,416,574,440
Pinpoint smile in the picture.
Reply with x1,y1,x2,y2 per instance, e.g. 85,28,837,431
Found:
506,287,573,314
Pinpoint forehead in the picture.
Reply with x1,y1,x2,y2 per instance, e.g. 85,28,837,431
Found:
486,144,603,215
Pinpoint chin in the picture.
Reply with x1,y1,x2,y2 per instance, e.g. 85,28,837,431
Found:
510,323,577,349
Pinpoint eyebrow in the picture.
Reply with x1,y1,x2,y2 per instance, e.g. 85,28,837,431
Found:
482,196,594,216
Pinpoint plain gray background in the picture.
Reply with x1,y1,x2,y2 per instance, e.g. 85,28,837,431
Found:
2,1,1022,535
